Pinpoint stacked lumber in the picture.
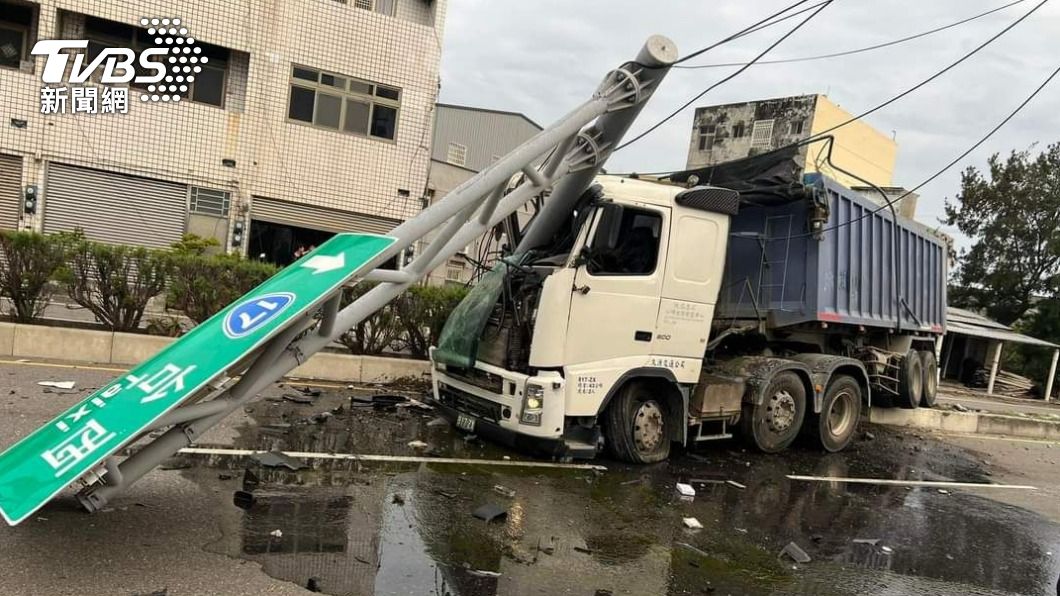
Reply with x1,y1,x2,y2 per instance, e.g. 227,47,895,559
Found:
992,370,1036,398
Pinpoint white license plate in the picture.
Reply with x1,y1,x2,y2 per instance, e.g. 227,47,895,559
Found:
456,413,476,432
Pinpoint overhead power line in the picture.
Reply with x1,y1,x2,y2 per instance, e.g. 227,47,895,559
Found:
675,0,827,64
676,0,1028,69
787,59,1060,240
617,0,835,152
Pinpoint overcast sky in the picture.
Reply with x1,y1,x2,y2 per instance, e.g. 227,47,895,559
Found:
437,0,1060,249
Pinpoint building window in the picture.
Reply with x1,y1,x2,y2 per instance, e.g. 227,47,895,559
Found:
0,1,34,70
83,15,229,107
190,186,231,217
288,65,401,141
697,124,716,152
751,119,774,148
352,0,396,15
789,120,804,135
732,122,745,139
446,142,468,166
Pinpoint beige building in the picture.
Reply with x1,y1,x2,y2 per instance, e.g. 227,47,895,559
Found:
0,0,446,264
424,104,541,285
685,94,898,192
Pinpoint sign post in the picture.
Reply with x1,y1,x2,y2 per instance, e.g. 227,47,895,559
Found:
0,233,394,525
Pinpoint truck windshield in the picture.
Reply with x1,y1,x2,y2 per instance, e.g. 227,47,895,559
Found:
434,253,527,368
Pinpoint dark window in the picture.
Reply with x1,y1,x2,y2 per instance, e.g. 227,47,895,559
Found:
789,119,804,135
0,1,34,70
732,122,745,138
288,86,314,122
288,64,400,140
585,205,662,276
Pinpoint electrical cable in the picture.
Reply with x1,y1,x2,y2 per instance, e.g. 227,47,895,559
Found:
616,0,835,152
776,60,1060,241
615,0,1051,177
674,0,823,64
676,0,1027,69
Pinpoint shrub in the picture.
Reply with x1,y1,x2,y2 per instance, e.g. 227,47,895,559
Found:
338,282,405,355
59,239,170,332
397,285,470,358
0,231,70,323
168,253,278,324
145,315,185,337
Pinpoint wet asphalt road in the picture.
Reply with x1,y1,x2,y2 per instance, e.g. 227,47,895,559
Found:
0,360,1059,596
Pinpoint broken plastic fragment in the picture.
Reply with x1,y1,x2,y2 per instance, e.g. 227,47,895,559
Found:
682,517,703,530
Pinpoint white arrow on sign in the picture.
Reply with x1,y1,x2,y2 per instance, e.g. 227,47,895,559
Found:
301,252,345,274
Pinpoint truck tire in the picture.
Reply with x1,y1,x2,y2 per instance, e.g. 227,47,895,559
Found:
602,382,671,463
740,372,806,453
898,350,923,409
809,375,863,452
919,350,939,408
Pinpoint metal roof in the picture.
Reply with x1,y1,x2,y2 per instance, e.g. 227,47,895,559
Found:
946,307,1058,349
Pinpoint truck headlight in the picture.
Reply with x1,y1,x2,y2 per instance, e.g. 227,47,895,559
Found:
521,384,544,426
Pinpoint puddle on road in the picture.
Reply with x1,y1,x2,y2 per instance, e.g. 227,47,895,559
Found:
183,385,1060,596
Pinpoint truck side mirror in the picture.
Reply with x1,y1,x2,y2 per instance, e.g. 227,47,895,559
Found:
573,245,591,269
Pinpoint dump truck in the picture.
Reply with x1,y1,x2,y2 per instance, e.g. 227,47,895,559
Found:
429,163,948,462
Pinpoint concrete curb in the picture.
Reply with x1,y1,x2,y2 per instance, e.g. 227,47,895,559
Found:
869,406,1060,441
0,321,430,384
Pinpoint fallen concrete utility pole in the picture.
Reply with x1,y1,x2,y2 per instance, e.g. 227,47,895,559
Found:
786,475,1037,490
178,448,607,471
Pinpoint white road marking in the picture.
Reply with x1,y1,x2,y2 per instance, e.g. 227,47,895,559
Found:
786,475,1037,490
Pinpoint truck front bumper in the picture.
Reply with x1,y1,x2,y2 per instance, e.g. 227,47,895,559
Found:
431,399,568,458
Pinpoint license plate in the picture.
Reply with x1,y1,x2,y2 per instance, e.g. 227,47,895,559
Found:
456,414,476,432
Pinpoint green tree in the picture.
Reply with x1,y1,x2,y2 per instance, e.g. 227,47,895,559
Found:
945,143,1060,325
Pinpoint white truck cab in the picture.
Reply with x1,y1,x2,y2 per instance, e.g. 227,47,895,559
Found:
430,175,739,461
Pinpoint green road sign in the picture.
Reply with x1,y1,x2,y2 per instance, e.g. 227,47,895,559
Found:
0,233,395,525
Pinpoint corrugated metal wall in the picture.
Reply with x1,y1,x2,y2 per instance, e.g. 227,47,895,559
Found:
0,154,22,231
718,176,947,334
251,196,398,235
43,163,187,248
431,106,542,172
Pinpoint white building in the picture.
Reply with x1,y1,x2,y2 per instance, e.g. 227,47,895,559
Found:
0,0,446,265
425,103,541,285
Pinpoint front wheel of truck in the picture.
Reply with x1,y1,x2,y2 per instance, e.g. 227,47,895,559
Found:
603,382,671,464
740,372,806,453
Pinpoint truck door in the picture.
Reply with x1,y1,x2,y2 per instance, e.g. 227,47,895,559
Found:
565,202,667,365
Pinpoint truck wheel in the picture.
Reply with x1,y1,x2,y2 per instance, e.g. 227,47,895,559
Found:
897,350,923,409
919,350,938,408
740,372,806,453
603,383,671,463
811,375,863,452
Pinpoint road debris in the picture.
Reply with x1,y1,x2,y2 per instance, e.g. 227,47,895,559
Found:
427,416,449,427
538,536,556,555
306,577,322,592
472,503,508,523
953,403,971,413
493,484,516,498
779,542,812,563
937,488,950,495
675,482,696,498
282,393,315,405
786,475,1037,490
407,440,429,450
392,493,405,505
232,490,255,510
465,568,501,579
250,451,308,470
269,529,283,538
726,480,746,490
37,380,75,389
682,517,703,530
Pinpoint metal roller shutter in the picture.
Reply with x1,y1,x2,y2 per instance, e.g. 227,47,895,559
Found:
251,196,398,235
0,154,22,231
43,163,187,248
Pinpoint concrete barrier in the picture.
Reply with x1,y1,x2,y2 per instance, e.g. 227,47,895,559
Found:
5,322,430,385
110,332,174,365
869,406,1060,441
14,324,113,362
0,323,14,357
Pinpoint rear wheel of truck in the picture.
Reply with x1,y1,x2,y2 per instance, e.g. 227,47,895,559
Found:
603,383,671,463
919,350,939,408
740,372,806,453
810,375,863,452
897,350,923,409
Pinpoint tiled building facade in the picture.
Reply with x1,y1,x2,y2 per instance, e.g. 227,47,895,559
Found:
0,0,446,264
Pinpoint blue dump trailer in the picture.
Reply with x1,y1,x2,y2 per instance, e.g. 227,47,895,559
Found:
717,173,947,335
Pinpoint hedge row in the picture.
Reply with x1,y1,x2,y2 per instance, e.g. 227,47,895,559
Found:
0,231,468,357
